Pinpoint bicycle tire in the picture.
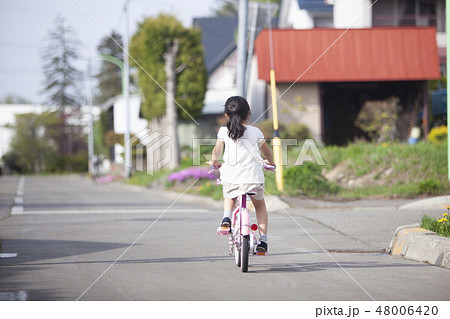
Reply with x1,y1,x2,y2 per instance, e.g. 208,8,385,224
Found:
241,235,250,272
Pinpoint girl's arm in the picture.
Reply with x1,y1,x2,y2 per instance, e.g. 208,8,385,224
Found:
210,139,224,166
260,141,275,165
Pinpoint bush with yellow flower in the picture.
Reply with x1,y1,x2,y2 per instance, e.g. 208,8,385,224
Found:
421,209,450,238
428,125,447,143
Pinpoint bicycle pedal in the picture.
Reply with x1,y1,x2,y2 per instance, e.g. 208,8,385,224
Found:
217,227,230,235
256,251,268,256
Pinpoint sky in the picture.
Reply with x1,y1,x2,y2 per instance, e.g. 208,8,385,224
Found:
0,0,215,105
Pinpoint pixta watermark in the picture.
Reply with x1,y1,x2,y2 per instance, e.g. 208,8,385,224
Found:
129,129,325,175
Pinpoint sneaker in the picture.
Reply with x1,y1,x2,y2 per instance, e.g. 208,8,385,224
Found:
220,217,231,228
256,241,268,252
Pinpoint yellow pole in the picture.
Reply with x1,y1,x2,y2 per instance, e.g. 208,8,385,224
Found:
270,69,283,191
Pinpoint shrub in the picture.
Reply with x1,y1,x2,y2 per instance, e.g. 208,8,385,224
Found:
355,97,400,143
418,178,441,195
256,120,311,141
281,123,311,140
421,213,450,238
428,125,447,143
255,120,286,138
284,161,340,196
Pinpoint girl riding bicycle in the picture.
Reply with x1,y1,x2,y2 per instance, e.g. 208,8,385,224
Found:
209,96,275,253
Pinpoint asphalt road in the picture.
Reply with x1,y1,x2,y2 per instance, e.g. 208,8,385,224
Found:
0,175,449,301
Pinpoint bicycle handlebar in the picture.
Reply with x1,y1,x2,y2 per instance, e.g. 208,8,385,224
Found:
207,162,276,174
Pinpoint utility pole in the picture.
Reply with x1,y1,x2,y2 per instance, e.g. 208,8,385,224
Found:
245,2,259,97
123,0,131,179
87,58,94,177
236,0,248,97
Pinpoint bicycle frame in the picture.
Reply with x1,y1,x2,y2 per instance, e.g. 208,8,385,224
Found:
212,162,275,271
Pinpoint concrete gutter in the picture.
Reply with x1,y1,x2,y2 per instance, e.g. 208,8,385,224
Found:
388,224,450,269
399,195,450,210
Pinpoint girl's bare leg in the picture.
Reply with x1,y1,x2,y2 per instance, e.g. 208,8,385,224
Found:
250,197,268,236
223,197,237,220
224,197,236,212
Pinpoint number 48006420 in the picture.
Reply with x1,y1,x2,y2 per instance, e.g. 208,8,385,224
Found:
375,306,438,316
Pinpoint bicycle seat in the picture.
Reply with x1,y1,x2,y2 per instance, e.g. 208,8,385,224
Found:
246,191,257,196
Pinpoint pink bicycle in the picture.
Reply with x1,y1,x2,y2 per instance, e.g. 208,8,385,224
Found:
210,163,275,272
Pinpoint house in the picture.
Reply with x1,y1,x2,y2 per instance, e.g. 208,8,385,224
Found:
101,94,147,163
254,27,441,144
192,2,279,134
250,0,445,144
0,103,101,160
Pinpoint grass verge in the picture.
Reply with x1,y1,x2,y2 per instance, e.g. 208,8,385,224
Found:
127,141,449,200
421,213,450,238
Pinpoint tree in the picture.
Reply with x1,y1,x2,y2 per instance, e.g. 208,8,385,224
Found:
130,14,207,169
7,112,58,173
95,30,124,104
212,0,238,16
1,94,31,104
41,15,82,109
211,0,281,16
40,15,84,157
5,111,88,173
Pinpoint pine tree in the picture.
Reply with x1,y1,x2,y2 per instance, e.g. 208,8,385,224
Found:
40,16,86,158
95,30,124,104
41,15,82,108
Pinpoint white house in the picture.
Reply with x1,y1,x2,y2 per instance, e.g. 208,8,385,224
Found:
0,104,101,160
101,94,147,163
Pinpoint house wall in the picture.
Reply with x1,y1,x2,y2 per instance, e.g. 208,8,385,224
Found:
112,95,147,135
279,0,315,29
247,56,267,123
333,0,372,28
203,52,237,115
265,82,322,141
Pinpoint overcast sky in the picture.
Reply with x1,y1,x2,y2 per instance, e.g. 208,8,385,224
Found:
0,0,215,104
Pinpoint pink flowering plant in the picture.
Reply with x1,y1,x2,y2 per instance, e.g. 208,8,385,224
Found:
167,167,217,183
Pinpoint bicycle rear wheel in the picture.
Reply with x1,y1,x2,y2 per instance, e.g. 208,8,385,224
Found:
241,235,250,272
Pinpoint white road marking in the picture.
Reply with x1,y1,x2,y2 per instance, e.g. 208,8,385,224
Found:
11,208,210,215
11,205,23,213
11,176,25,214
0,253,18,258
0,291,28,301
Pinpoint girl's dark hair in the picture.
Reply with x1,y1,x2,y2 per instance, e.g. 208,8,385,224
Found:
224,96,250,140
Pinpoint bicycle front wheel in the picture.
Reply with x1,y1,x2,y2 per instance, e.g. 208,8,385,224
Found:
241,235,250,272
234,240,241,267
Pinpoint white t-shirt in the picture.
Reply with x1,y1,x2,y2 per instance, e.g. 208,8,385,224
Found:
217,125,266,184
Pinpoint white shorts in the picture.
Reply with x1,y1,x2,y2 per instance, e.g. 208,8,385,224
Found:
222,182,265,200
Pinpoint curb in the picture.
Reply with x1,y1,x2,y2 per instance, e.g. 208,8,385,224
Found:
388,224,450,269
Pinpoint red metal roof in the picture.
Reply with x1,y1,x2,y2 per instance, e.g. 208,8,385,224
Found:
254,27,441,83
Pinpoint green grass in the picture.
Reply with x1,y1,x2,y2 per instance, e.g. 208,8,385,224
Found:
421,214,450,238
127,140,449,200
127,169,170,186
318,141,449,198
